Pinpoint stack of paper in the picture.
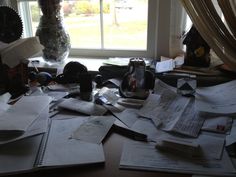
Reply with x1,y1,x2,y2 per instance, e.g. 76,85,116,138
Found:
0,95,51,144
0,37,43,68
120,118,236,176
58,98,107,116
118,80,236,176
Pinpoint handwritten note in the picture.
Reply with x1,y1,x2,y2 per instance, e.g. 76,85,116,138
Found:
71,116,116,144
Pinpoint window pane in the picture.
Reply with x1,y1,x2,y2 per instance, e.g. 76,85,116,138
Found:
103,0,148,50
30,2,40,35
63,1,101,49
20,0,148,51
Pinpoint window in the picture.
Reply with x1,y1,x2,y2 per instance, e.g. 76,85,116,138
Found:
17,0,187,59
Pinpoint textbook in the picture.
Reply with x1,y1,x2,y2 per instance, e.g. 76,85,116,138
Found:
0,118,105,175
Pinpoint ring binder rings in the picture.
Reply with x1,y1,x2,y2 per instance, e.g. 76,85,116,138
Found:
0,118,105,175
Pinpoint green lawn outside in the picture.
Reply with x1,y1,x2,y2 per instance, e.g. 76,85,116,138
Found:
32,7,147,49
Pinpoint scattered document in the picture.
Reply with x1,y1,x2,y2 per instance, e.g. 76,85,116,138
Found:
40,118,105,167
0,96,51,135
112,108,140,128
58,98,107,116
113,119,147,142
138,93,203,137
202,116,233,134
104,57,151,67
0,135,43,175
45,91,68,102
173,55,185,67
154,79,177,94
131,118,164,141
95,87,120,105
138,93,161,121
155,137,200,157
103,57,131,66
120,140,236,176
132,118,225,160
196,80,236,114
164,98,204,137
0,37,43,68
0,106,49,145
157,133,225,160
71,116,116,144
155,59,175,73
50,113,80,120
155,56,184,73
47,83,79,92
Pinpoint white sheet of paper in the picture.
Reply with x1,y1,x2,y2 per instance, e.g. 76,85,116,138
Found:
163,98,204,137
112,108,139,128
131,118,165,141
0,106,49,145
155,59,174,73
174,55,184,67
103,57,130,66
58,98,107,116
196,80,236,114
71,115,116,144
1,37,43,68
96,87,120,105
120,140,235,176
0,96,51,133
138,92,203,137
132,118,225,160
138,93,161,120
154,79,177,95
202,116,233,133
159,134,225,160
41,118,105,167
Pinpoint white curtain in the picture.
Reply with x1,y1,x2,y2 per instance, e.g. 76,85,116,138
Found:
180,0,236,71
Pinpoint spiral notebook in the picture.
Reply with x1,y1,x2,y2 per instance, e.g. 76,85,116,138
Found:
0,118,105,175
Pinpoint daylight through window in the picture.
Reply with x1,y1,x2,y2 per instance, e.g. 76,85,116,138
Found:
19,0,148,51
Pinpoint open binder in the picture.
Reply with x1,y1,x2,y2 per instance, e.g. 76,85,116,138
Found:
0,118,105,175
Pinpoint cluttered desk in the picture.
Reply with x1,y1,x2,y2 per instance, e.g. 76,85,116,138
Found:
1,2,236,176
1,63,236,177
1,36,236,177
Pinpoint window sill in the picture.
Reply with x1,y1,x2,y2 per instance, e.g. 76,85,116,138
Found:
28,56,107,75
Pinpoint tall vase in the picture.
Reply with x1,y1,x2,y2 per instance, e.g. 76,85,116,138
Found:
36,0,70,63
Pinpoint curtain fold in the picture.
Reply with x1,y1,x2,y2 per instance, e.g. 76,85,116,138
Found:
230,0,236,15
180,0,236,70
218,0,236,37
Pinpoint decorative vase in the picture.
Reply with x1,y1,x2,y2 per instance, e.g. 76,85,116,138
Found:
36,0,70,63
